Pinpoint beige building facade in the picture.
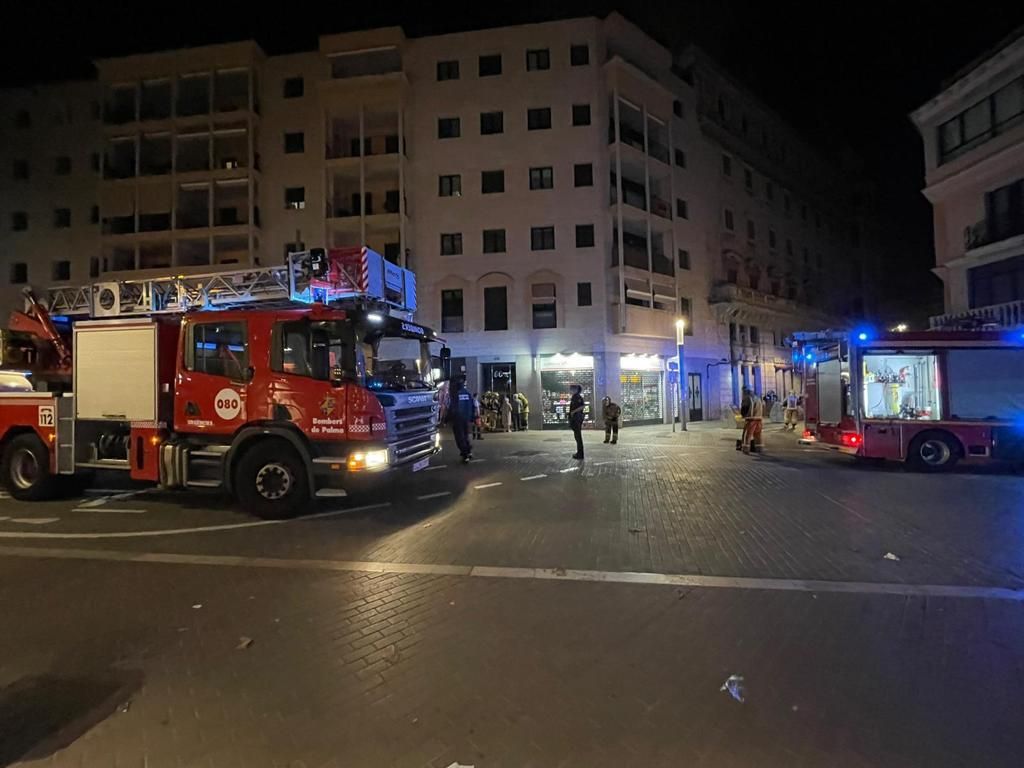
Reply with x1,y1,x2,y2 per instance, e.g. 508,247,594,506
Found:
912,29,1024,329
0,13,877,426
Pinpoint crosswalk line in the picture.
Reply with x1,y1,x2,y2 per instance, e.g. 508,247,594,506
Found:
521,474,547,481
559,467,580,473
474,482,502,490
10,518,59,525
416,491,451,500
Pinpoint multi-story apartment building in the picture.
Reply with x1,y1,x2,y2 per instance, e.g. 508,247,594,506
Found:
912,28,1024,329
0,12,877,427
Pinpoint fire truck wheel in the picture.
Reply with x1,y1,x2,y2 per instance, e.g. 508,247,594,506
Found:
2,433,58,501
907,431,960,473
234,440,310,519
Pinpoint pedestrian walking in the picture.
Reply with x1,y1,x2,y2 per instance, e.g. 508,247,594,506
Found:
741,391,764,454
500,394,513,433
510,391,521,431
602,396,621,444
472,392,484,440
784,391,800,431
450,378,475,463
569,384,586,459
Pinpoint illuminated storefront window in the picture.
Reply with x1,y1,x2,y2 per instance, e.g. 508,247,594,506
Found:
540,353,594,427
619,354,664,424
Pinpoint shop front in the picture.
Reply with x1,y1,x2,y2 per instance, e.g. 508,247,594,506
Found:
540,353,595,428
619,354,665,425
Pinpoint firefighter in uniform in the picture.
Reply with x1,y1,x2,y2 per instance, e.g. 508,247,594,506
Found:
602,397,621,444
450,378,476,463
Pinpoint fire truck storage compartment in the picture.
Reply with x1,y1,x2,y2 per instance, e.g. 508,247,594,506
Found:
73,320,161,468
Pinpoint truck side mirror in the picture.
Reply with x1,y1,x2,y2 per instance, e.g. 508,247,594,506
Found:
440,347,452,382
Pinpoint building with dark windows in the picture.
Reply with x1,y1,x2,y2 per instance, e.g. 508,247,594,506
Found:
912,27,1024,330
0,12,881,425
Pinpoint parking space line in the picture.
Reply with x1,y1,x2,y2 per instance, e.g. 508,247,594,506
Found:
10,518,60,525
70,508,147,515
521,474,547,481
559,467,580,473
416,492,451,500
77,498,109,508
474,482,502,490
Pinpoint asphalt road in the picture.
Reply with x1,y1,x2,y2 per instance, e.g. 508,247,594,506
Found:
2,424,1023,767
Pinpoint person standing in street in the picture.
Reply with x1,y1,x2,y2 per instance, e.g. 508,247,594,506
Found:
517,392,530,431
510,391,521,432
784,391,800,431
602,397,621,444
500,394,513,433
569,384,586,459
450,378,475,463
472,392,483,440
741,391,764,454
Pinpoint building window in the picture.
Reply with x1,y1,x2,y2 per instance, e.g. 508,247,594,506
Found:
744,168,754,193
284,132,305,153
478,54,502,77
572,103,591,126
575,224,595,248
746,219,756,241
55,156,72,175
441,289,464,332
480,111,504,135
769,229,777,249
678,249,690,270
437,117,461,139
91,205,99,224
527,107,552,130
679,297,694,335
573,163,593,187
481,170,505,194
483,228,506,253
14,110,31,129
437,60,460,81
89,257,100,278
723,208,735,231
673,99,683,118
570,44,590,66
483,286,508,330
749,325,760,344
938,75,1024,164
526,49,550,71
676,199,688,219
440,232,463,256
577,282,592,306
531,283,557,329
13,160,28,180
674,148,686,168
53,208,71,228
11,212,28,231
283,77,304,98
531,226,555,250
10,263,28,283
439,174,462,197
969,252,1024,308
52,260,71,281
530,166,554,190
284,187,306,210
722,154,732,176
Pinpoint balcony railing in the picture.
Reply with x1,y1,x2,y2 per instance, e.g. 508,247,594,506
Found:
964,215,1024,251
648,140,669,165
930,299,1024,330
611,243,650,271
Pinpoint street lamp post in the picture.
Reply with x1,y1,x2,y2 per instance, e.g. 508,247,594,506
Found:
676,318,687,432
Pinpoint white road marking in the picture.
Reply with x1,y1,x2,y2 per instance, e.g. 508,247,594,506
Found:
77,498,109,508
473,482,502,490
70,507,147,515
559,467,580,473
521,474,547,481
10,518,59,525
0,502,391,539
423,465,447,472
0,516,10,521
592,461,613,466
416,491,451,500
83,488,138,495
1,544,1021,603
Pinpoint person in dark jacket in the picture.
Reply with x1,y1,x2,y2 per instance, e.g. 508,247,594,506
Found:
602,397,621,444
569,384,586,459
450,378,475,463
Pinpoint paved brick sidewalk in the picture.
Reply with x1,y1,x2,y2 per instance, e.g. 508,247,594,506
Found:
2,554,1023,767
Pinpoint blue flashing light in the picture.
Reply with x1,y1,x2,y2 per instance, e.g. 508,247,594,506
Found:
805,353,814,361
857,332,868,342
50,315,70,324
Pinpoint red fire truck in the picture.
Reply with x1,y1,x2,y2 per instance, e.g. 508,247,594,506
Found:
796,329,1024,471
0,247,448,517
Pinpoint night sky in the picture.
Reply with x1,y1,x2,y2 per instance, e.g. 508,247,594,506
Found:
4,1,1022,323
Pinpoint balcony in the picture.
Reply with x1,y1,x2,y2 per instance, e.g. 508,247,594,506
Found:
621,304,676,338
710,281,841,325
930,299,1024,330
964,215,1024,252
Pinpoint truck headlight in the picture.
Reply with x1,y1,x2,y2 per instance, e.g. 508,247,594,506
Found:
347,448,389,471
434,432,441,448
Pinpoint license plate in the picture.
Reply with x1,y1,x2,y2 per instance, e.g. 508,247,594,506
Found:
412,458,430,472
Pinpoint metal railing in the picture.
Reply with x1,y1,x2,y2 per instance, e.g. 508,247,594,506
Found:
930,299,1024,329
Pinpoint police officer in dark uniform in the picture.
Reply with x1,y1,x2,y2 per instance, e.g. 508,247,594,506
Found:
569,384,586,460
450,377,476,463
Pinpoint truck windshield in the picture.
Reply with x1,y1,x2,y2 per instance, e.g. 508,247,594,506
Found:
364,336,434,391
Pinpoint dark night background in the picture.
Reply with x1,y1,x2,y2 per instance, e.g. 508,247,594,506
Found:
4,1,1023,324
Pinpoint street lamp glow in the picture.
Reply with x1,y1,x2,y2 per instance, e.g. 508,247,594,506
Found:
675,318,687,329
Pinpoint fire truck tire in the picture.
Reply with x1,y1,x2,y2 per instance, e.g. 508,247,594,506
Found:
907,431,960,473
233,439,310,519
2,433,58,501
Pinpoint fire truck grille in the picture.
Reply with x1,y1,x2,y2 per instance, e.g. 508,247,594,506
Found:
386,402,438,463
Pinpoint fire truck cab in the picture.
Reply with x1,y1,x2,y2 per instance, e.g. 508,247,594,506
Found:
797,329,1024,471
0,247,448,517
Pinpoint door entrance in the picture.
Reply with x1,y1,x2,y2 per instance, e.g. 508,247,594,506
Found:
481,362,516,396
688,372,703,422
